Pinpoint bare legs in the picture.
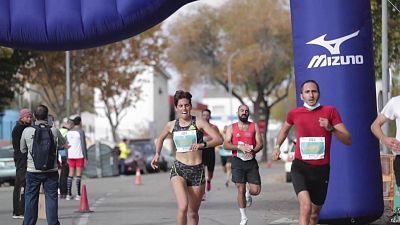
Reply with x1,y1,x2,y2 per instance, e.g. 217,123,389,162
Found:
171,176,205,225
297,191,322,225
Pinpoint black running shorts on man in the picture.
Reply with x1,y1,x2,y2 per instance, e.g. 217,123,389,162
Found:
170,160,205,186
291,159,330,206
202,147,215,172
231,157,261,185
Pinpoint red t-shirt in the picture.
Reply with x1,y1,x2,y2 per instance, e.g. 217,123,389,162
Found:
231,122,256,157
286,106,343,166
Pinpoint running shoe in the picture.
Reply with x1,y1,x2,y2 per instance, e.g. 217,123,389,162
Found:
75,195,81,201
66,195,73,200
206,180,211,191
12,215,24,219
240,217,248,225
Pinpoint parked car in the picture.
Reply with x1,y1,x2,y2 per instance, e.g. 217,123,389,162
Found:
128,139,172,173
123,150,146,175
0,145,16,186
279,138,296,183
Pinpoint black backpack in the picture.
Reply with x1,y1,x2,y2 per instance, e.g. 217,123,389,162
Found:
30,124,56,171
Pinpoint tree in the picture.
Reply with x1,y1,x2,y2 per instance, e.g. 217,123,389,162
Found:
19,25,167,142
20,51,93,124
371,0,400,77
0,48,33,111
168,0,293,161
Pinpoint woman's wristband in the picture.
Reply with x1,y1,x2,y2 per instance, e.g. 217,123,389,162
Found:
274,144,281,149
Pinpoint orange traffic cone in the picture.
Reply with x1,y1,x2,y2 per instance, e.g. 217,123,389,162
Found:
135,168,142,185
76,184,93,213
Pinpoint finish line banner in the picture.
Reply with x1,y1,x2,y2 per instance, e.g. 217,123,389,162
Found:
290,0,383,224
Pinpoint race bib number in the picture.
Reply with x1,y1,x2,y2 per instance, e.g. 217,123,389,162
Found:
173,130,197,153
237,141,254,161
299,137,325,160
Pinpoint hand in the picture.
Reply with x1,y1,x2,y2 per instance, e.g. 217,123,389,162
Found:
382,137,400,153
271,149,281,161
319,117,333,132
239,144,253,153
151,154,159,169
190,143,203,151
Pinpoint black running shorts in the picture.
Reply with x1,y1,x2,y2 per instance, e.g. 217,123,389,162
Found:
291,159,330,206
202,148,215,172
231,157,261,185
220,156,232,167
170,160,205,186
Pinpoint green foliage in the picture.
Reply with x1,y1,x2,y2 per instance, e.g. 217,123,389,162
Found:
0,48,33,111
371,0,400,77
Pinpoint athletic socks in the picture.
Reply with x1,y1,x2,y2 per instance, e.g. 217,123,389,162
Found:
239,208,248,225
67,176,73,196
76,176,82,196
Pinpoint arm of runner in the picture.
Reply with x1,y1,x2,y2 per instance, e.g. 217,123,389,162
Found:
194,118,222,150
331,123,352,146
371,114,400,152
252,123,263,153
151,121,173,169
223,125,242,152
272,122,292,160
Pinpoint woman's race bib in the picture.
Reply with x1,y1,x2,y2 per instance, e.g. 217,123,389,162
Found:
299,137,325,160
173,130,197,152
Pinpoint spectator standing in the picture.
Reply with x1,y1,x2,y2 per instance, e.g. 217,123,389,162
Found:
57,119,73,198
118,138,131,175
66,116,87,200
11,108,32,219
20,104,67,225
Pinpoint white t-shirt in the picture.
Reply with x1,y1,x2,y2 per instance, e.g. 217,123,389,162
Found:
381,96,400,154
66,129,85,159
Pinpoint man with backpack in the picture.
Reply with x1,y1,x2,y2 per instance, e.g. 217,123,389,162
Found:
20,104,67,225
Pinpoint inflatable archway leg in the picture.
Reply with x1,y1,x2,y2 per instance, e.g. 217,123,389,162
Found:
290,0,383,223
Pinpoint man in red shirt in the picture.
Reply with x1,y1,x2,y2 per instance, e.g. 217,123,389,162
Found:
272,80,352,225
224,104,263,225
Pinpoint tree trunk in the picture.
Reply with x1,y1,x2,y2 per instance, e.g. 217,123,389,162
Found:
261,108,270,162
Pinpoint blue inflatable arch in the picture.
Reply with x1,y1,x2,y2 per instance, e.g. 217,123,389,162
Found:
0,0,195,51
291,0,383,224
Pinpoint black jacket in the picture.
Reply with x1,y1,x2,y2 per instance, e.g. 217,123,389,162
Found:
12,121,30,160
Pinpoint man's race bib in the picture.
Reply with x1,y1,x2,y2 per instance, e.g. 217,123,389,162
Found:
299,137,325,160
237,141,254,161
173,130,197,153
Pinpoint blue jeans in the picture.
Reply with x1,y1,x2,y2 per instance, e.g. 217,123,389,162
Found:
119,159,126,175
24,171,60,225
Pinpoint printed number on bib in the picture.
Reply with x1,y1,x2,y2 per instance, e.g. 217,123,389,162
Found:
237,141,254,161
299,137,325,160
173,130,197,153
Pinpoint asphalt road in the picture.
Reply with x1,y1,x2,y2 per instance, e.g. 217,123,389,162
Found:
0,161,391,225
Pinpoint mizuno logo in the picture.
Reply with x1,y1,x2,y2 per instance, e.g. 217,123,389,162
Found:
306,30,364,69
306,30,359,55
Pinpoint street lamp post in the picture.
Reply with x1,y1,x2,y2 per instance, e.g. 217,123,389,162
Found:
227,50,240,123
66,51,71,118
